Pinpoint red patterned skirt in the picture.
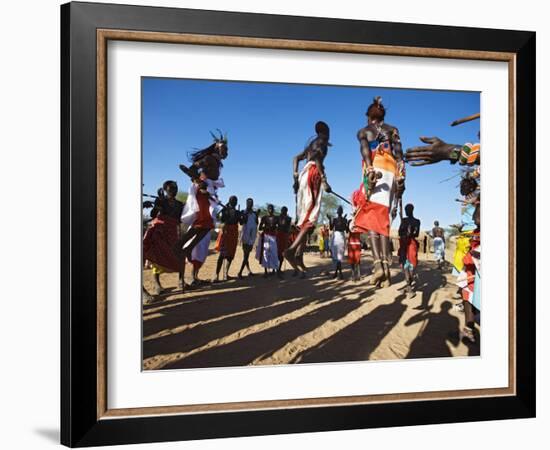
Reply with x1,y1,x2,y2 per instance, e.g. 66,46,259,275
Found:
143,214,182,273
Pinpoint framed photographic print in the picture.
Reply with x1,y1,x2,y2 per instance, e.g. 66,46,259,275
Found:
61,1,536,447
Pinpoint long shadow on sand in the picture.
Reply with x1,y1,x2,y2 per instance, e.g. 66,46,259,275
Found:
291,293,408,363
405,301,466,358
143,264,374,365
160,294,366,369
143,262,345,338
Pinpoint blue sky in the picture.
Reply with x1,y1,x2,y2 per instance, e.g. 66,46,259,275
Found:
142,78,480,230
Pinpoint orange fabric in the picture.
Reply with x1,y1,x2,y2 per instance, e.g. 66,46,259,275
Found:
398,237,419,268
217,223,239,258
348,232,362,264
193,190,214,229
369,147,397,174
353,201,390,237
300,164,321,230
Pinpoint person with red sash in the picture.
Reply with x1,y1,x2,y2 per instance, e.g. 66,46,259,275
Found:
353,97,406,288
398,203,421,298
213,195,241,282
285,121,333,278
177,131,228,292
142,180,184,303
276,206,292,275
188,230,212,286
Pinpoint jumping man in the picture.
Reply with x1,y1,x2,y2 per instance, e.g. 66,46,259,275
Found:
352,97,405,288
285,121,333,277
177,131,228,291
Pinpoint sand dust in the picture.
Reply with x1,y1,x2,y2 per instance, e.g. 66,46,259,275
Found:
143,243,479,370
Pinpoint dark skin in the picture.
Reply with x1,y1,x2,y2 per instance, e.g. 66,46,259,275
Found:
405,136,461,166
432,222,445,241
214,196,240,281
399,205,420,295
176,137,229,292
238,198,258,278
405,134,480,341
328,206,348,279
277,207,292,272
149,187,184,220
259,205,278,277
142,182,185,301
358,102,405,287
432,221,446,268
180,139,228,181
285,122,332,276
277,207,292,233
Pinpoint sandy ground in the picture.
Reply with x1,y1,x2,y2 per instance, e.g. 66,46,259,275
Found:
143,244,479,370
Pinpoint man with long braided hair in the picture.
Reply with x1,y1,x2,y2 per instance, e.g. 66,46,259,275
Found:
177,130,229,291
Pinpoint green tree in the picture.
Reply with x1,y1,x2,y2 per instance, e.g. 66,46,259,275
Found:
176,191,188,204
445,224,462,237
319,195,342,224
257,203,282,217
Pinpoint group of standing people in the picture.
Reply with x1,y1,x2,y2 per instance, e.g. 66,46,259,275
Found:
142,96,480,343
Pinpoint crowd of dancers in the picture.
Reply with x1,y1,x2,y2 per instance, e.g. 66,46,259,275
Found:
142,97,481,343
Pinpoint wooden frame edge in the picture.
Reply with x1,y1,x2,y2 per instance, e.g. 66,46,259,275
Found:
98,29,515,61
97,29,108,419
95,28,517,420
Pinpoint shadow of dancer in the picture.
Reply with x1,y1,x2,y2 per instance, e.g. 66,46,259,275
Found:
405,300,462,359
294,293,408,363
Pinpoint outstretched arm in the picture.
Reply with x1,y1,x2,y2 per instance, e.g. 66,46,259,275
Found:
405,137,463,166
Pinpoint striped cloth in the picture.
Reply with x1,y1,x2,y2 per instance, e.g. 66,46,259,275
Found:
459,143,480,165
296,161,324,230
351,141,399,237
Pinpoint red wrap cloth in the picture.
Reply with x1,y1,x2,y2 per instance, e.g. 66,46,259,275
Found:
193,190,214,229
299,163,322,231
398,237,419,268
348,232,362,265
215,223,239,258
351,188,390,237
143,214,182,273
277,231,289,260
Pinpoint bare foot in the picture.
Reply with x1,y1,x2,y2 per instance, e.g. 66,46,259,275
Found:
284,250,298,272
